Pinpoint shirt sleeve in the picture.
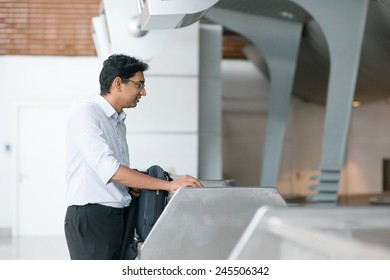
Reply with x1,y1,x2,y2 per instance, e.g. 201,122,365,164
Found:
67,103,120,185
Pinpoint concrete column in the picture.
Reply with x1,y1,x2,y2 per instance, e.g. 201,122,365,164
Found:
205,8,302,186
291,0,370,204
198,24,223,180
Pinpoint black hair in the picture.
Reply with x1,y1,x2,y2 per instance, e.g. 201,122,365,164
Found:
99,54,149,95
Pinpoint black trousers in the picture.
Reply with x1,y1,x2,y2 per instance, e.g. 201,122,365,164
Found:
64,204,126,260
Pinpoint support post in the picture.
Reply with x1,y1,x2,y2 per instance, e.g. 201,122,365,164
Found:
291,0,370,204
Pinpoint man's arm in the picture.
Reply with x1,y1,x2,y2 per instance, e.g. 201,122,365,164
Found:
110,165,202,192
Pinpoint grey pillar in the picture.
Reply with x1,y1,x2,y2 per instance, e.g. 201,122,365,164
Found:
252,22,302,187
198,24,223,180
206,8,302,186
291,0,369,204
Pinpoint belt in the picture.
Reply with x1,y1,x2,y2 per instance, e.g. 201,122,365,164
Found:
71,203,125,215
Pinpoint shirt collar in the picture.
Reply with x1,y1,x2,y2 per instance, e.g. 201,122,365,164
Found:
95,95,127,122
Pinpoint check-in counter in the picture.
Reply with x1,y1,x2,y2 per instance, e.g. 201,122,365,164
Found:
140,186,286,259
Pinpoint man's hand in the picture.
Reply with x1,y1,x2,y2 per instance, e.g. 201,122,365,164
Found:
167,175,203,192
129,187,140,197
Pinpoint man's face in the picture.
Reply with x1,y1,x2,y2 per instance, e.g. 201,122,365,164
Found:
120,71,146,108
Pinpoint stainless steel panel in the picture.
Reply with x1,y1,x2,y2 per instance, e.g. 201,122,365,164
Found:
230,206,390,260
140,187,286,259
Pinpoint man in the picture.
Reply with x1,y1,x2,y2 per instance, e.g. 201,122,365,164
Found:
64,54,202,260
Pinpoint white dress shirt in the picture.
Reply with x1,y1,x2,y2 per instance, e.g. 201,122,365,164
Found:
65,95,132,208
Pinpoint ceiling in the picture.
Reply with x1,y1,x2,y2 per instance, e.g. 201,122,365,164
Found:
206,0,390,105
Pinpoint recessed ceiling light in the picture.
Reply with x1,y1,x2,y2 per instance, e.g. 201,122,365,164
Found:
279,11,295,19
352,101,361,108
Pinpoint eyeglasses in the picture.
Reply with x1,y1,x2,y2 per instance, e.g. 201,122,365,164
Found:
123,78,145,89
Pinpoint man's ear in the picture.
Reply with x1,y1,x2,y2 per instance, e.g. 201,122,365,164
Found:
113,77,123,92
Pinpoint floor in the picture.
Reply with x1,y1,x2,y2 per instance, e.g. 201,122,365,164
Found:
0,235,70,260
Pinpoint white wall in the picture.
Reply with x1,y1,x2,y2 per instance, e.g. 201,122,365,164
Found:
340,100,390,194
0,56,100,232
221,60,269,185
